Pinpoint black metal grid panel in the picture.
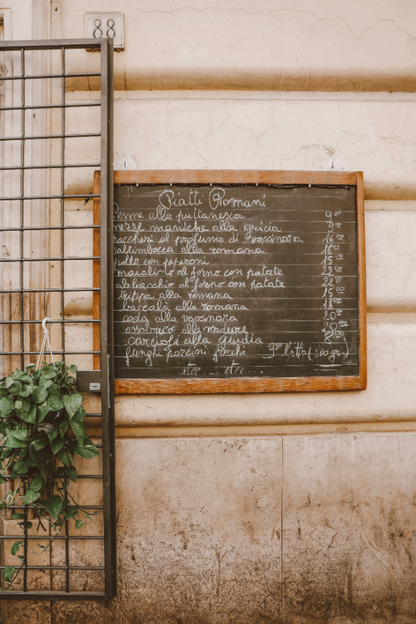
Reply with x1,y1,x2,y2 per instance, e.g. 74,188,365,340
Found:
0,39,115,600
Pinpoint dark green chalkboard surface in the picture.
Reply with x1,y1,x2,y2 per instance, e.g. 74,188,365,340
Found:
98,170,366,394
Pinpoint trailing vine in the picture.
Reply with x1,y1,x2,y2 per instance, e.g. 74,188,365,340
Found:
0,362,99,588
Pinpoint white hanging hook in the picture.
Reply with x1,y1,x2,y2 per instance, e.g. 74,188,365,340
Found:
36,317,55,370
42,317,51,333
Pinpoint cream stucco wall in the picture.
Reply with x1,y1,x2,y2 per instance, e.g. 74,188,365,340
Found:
61,0,416,92
2,0,416,622
71,90,416,434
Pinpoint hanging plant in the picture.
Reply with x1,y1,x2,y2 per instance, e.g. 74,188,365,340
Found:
0,361,99,588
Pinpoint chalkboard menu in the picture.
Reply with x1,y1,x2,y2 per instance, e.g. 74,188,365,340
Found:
103,171,365,394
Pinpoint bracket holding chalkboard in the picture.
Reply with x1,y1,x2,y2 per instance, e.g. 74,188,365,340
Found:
93,170,366,394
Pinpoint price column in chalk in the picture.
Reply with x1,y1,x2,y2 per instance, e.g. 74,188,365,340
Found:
320,209,348,362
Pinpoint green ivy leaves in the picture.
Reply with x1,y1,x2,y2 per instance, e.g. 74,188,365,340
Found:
29,474,43,492
62,393,83,418
5,430,28,449
71,420,85,447
0,361,99,588
46,397,63,411
22,489,40,505
43,495,64,517
10,459,28,478
3,567,15,583
23,405,37,424
32,387,48,405
11,541,23,556
0,397,14,415
74,440,99,459
56,447,74,468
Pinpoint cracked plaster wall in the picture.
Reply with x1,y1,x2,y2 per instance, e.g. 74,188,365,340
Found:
103,92,416,429
108,93,416,200
67,91,416,200
3,1,416,622
60,0,416,91
59,89,416,428
6,435,416,623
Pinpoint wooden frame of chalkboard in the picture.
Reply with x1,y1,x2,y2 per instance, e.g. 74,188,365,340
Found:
93,170,366,394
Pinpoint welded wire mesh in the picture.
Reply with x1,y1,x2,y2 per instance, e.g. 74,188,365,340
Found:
0,39,115,600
